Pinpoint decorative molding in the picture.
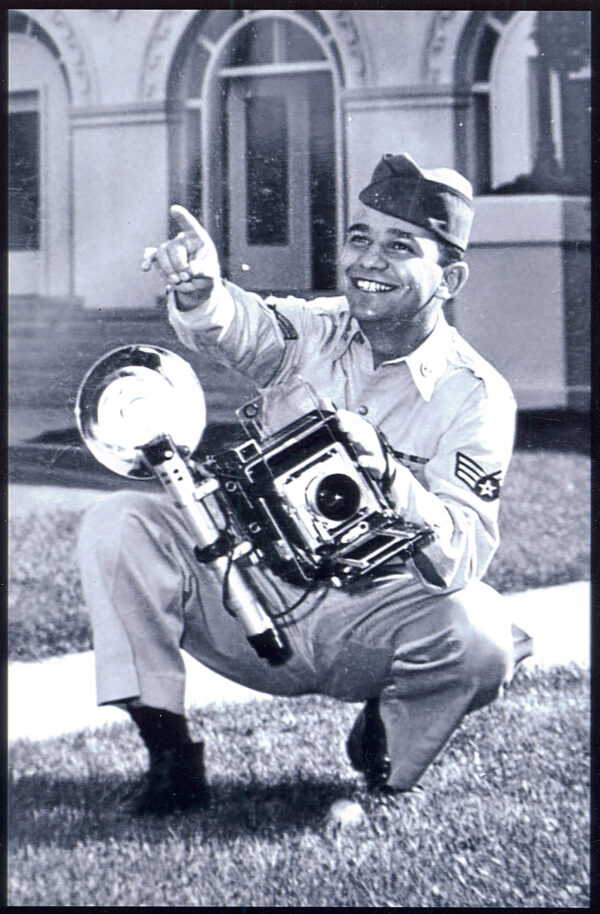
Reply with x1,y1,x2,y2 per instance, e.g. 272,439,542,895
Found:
72,101,170,130
140,10,198,101
423,10,470,85
21,8,98,105
324,11,369,85
139,9,370,101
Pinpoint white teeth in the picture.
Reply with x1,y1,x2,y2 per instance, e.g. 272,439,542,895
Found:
354,279,395,293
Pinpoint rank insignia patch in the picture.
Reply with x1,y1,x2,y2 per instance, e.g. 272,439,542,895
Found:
267,302,298,341
455,452,502,501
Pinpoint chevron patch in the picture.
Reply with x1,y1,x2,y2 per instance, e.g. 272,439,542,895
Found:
455,452,502,501
267,302,298,341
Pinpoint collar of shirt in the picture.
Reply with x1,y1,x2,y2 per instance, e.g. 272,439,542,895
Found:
381,314,451,401
339,300,451,402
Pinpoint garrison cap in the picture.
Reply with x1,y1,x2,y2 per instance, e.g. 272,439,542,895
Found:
359,153,474,252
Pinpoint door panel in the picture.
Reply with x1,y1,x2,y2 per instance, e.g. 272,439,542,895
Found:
226,75,312,290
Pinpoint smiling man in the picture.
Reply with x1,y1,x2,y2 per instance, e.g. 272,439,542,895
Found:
78,153,533,815
342,208,468,362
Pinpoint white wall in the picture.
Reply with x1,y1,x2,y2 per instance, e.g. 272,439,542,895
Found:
456,196,590,408
343,90,459,206
72,111,170,310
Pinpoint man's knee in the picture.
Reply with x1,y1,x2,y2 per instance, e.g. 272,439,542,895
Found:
77,491,161,563
444,585,512,710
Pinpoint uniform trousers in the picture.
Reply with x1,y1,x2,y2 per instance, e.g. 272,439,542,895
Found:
77,490,515,790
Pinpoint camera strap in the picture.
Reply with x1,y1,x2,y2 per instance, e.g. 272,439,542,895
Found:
370,428,397,495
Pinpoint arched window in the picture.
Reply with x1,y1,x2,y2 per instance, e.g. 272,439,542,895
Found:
458,10,590,195
168,11,343,293
8,10,67,78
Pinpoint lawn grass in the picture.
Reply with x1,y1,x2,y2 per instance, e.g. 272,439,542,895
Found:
8,666,589,907
490,450,590,593
8,449,590,661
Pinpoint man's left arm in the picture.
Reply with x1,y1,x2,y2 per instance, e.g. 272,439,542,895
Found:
389,387,516,591
338,385,516,592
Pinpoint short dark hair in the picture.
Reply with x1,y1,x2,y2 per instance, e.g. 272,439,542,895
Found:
437,241,465,268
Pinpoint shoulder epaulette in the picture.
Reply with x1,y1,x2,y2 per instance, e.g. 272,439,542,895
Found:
448,328,513,399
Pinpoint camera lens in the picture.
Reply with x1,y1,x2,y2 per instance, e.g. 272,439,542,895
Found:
314,473,361,522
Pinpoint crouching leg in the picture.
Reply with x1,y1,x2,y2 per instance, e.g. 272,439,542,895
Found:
77,490,208,813
348,581,524,793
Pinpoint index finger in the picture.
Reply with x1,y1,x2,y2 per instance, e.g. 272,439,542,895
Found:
170,204,207,240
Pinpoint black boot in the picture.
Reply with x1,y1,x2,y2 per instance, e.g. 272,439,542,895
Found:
127,705,209,815
134,742,209,815
346,697,392,790
346,699,425,799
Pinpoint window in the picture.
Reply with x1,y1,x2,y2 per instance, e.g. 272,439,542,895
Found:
225,16,327,68
9,92,40,251
486,12,538,191
462,11,591,195
246,95,289,246
9,10,69,95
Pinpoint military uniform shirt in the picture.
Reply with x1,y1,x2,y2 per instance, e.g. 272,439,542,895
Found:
168,280,517,594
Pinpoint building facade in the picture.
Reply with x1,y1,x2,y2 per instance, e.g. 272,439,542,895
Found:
9,9,591,428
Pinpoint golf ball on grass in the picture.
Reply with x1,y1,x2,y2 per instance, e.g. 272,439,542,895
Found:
328,798,365,826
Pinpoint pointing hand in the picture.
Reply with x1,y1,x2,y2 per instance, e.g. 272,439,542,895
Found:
141,204,221,296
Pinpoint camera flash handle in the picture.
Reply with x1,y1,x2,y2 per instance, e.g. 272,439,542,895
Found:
141,434,291,666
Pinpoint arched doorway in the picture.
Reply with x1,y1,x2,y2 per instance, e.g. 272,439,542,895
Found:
168,11,342,293
8,11,72,296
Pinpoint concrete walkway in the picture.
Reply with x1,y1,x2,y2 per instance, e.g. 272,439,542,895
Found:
8,581,589,744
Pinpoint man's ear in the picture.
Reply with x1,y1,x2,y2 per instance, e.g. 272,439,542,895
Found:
438,261,469,300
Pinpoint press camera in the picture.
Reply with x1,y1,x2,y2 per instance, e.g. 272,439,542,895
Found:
209,405,432,587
